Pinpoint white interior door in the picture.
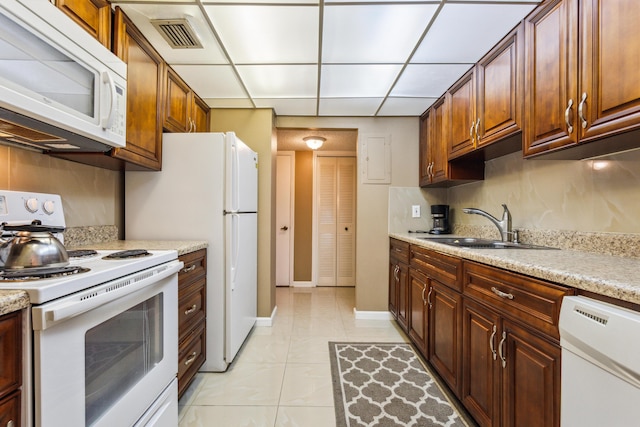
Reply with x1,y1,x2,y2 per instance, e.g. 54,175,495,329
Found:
316,156,356,286
276,153,294,286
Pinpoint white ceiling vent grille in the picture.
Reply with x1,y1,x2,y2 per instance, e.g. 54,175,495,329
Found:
151,19,203,49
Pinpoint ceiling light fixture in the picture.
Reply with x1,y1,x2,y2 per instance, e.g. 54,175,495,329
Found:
304,136,325,150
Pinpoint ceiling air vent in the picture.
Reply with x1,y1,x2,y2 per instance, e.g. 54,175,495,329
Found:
151,18,203,49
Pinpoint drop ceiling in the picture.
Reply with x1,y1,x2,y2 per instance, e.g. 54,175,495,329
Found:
112,0,540,117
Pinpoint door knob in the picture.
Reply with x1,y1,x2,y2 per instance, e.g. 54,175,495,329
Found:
280,226,289,231
345,227,349,231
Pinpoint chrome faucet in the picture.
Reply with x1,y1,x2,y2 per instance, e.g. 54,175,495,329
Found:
463,204,513,242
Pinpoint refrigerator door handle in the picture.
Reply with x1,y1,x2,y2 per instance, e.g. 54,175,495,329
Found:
229,212,239,291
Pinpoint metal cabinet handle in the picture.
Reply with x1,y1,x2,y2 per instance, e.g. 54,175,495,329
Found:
182,264,197,273
184,304,197,315
565,99,574,134
427,287,433,309
491,286,514,300
7,420,15,427
489,324,497,360
184,351,197,366
393,265,399,282
498,332,507,368
578,92,588,129
470,122,475,140
281,225,289,231
421,284,427,305
475,118,480,142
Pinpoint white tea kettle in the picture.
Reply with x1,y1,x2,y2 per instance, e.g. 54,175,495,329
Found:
0,221,69,270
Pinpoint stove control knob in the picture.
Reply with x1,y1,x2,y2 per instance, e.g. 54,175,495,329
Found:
25,197,39,213
43,200,56,215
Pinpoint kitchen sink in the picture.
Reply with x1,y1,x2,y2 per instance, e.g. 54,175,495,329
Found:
419,237,557,250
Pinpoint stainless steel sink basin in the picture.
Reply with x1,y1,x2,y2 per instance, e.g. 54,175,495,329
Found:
419,237,556,250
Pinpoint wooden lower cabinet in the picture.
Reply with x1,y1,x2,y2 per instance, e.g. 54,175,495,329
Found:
389,239,410,331
428,281,462,396
0,311,21,427
408,268,428,355
178,249,207,398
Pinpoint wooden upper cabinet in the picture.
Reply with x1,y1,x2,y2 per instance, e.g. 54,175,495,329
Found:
430,96,449,183
448,69,476,159
524,0,579,156
524,0,640,158
164,67,210,133
476,25,524,148
578,0,640,142
419,109,432,186
55,0,111,49
112,7,164,170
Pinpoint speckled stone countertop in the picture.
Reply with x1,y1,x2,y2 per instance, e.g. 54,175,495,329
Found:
69,240,208,256
391,232,640,306
0,290,29,316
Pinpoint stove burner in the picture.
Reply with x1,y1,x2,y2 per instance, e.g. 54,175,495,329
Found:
0,266,90,281
103,249,151,260
67,249,98,258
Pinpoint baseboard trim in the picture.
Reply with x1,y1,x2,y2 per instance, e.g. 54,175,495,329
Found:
292,281,314,287
256,305,277,327
353,308,394,320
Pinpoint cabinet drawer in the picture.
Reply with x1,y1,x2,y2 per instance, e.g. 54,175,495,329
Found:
410,246,463,292
390,238,410,264
463,261,573,339
179,279,206,338
0,390,20,427
178,323,206,397
179,249,207,284
0,311,21,399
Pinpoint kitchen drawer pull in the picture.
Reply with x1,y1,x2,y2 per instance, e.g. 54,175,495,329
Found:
498,331,507,368
184,351,197,366
184,304,197,315
427,287,433,309
565,98,574,134
491,286,514,300
578,92,588,129
182,264,197,273
489,324,497,360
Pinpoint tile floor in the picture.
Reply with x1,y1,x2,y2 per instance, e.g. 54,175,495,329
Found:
178,286,409,426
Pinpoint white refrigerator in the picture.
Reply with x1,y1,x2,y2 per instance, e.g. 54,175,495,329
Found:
125,132,258,372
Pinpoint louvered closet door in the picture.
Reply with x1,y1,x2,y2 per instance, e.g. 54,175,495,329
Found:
317,156,356,286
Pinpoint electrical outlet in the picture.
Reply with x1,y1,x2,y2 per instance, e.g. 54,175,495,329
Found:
412,205,421,218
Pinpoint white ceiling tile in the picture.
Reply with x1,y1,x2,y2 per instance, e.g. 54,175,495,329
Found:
254,98,317,116
114,4,228,64
412,3,536,63
204,5,318,63
322,4,438,63
392,64,473,97
237,65,318,98
203,98,255,108
204,0,317,3
378,97,437,116
321,64,402,97
319,98,383,116
171,65,246,98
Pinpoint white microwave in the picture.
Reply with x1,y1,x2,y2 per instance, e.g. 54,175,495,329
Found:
0,0,127,152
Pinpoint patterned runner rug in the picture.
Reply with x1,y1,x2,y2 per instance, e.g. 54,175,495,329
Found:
329,342,474,427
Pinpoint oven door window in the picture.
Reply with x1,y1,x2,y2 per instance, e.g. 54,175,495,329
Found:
85,294,163,426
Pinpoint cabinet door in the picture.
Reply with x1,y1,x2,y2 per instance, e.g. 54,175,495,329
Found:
397,262,409,332
501,320,560,427
419,109,432,186
192,95,211,132
389,260,399,318
579,0,640,142
408,268,428,355
430,97,448,183
112,8,164,171
448,69,476,159
0,391,20,427
477,25,523,147
56,0,111,48
428,281,462,397
164,67,192,133
0,311,21,398
461,298,500,427
524,0,579,157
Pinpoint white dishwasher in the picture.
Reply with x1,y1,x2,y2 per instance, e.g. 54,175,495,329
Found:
559,296,640,427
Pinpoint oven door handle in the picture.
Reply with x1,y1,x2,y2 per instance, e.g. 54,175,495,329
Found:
33,260,183,330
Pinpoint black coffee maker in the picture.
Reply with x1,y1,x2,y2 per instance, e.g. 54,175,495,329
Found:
429,204,451,234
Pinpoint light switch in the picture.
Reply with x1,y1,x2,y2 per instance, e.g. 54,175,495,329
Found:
412,205,421,218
